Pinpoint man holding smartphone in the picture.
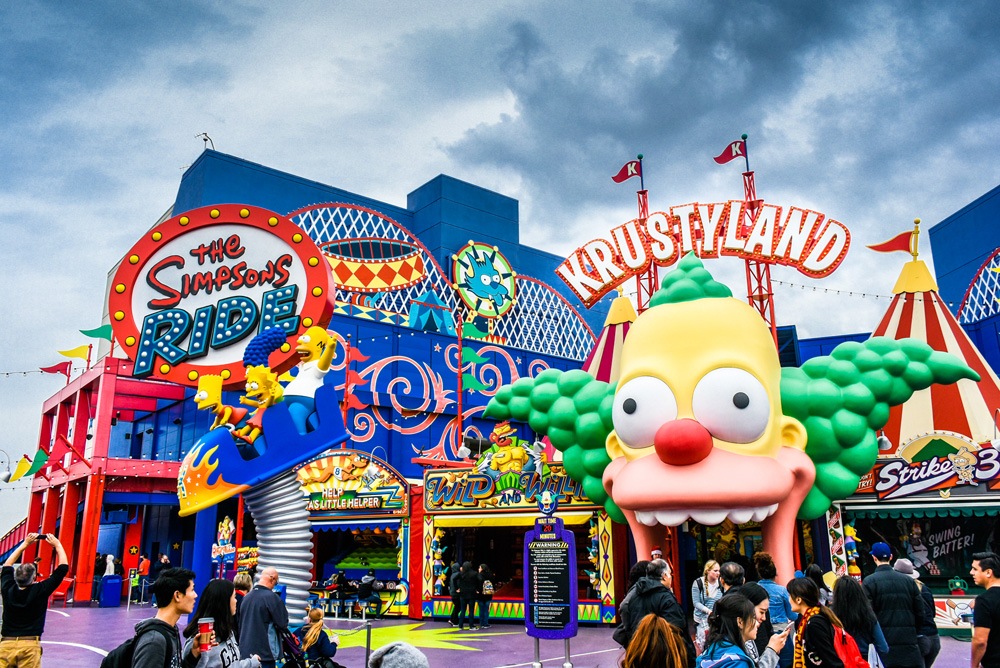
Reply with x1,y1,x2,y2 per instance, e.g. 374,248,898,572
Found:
1,533,70,668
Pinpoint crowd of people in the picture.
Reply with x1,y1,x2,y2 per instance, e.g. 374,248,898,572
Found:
613,542,1000,668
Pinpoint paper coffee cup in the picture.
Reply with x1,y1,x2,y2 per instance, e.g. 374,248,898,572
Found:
198,617,215,652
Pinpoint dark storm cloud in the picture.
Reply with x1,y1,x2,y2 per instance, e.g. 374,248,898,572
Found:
444,1,1000,236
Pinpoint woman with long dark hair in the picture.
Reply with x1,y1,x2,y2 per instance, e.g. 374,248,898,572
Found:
477,564,494,629
787,577,844,668
182,578,260,668
804,564,832,606
696,594,757,668
456,561,479,630
622,613,687,668
831,576,888,660
294,607,341,667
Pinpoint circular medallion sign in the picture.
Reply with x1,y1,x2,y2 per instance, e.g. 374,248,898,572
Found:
451,241,517,318
109,204,333,389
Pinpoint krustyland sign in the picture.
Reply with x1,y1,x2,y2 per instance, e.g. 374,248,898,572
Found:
557,202,851,307
109,205,334,389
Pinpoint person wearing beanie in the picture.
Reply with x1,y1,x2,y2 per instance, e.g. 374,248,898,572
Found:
894,558,939,668
368,641,430,668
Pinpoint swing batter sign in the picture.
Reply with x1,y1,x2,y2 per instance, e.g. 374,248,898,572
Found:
109,204,334,389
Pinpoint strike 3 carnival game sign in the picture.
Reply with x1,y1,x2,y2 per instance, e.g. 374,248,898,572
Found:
558,201,851,307
110,205,334,388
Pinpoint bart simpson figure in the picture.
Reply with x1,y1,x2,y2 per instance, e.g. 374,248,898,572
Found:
283,326,337,434
238,365,284,444
193,374,248,431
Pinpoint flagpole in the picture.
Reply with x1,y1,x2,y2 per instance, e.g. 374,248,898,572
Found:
86,344,92,372
911,218,920,261
637,153,644,192
742,133,750,172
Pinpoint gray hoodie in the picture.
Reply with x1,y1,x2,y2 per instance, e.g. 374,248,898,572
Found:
183,633,260,668
132,618,198,668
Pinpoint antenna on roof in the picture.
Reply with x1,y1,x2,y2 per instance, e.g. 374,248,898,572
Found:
195,133,215,151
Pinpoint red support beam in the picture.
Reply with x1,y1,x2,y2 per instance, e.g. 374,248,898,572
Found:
73,470,105,605
741,171,778,347
58,481,82,580
408,485,426,620
122,506,145,597
72,388,93,462
21,491,45,563
37,486,61,573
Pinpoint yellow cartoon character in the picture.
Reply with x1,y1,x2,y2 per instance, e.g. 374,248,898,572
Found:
284,327,338,434
949,447,979,486
237,365,284,444
193,374,249,431
489,421,530,473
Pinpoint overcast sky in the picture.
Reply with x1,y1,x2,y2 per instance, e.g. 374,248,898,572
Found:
2,0,999,534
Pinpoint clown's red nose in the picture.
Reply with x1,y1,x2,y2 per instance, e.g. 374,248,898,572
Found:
654,419,713,465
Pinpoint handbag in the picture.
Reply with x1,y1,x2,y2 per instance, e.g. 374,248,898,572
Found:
867,644,884,668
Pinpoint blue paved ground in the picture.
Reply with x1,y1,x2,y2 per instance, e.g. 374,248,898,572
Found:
31,605,974,667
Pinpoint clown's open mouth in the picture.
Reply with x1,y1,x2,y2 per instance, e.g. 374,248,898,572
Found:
633,504,779,527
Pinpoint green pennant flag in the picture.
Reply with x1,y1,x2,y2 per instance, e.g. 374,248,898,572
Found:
80,324,114,341
462,373,493,392
19,449,51,479
461,346,489,364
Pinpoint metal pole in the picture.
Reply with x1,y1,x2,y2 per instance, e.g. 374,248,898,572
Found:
532,637,542,668
563,638,573,668
366,620,373,668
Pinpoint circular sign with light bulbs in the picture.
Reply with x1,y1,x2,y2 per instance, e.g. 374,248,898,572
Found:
109,204,334,389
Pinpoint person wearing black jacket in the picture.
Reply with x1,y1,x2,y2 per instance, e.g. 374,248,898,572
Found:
455,561,480,630
894,558,940,668
447,562,461,626
787,577,844,668
863,543,925,668
613,559,695,668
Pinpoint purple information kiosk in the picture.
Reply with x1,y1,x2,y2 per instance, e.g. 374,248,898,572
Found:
524,492,578,668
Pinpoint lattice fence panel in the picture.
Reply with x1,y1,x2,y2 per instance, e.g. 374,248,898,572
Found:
959,250,1000,324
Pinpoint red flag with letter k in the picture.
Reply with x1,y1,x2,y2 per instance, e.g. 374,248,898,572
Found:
612,160,642,183
713,139,746,164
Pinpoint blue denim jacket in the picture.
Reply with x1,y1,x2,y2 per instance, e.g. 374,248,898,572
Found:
757,579,797,624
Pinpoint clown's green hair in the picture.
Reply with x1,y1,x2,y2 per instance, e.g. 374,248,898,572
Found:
486,257,979,523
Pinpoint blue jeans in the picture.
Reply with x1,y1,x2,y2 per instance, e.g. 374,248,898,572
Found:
361,594,382,618
478,597,491,627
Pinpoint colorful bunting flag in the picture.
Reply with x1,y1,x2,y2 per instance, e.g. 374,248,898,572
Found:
7,456,32,483
867,231,915,254
612,160,642,183
462,373,493,392
58,345,90,361
80,324,114,341
461,347,489,364
713,140,746,164
40,362,71,376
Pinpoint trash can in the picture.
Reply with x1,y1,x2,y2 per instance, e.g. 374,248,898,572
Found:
100,575,123,607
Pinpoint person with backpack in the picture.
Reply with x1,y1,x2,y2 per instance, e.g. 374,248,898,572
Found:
107,567,202,668
1,533,69,668
692,559,723,653
831,576,889,665
182,578,260,668
786,577,846,668
477,564,494,629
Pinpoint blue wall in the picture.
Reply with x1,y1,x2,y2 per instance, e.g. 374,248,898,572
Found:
928,183,1000,307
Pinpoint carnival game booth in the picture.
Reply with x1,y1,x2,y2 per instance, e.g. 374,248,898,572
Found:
295,449,411,617
828,247,1000,636
421,458,623,624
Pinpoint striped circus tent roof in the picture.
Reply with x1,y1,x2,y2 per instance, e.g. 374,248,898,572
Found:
872,259,1000,454
582,292,637,384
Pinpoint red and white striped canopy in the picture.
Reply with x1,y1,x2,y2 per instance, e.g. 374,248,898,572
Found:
872,279,1000,452
582,294,636,384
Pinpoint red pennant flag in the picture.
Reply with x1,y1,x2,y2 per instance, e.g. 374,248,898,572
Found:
346,369,369,388
867,231,914,254
347,346,370,363
344,394,368,412
611,160,642,183
40,362,71,376
713,140,746,164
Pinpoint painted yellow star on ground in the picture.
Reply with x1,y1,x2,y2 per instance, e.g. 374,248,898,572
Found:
328,623,518,652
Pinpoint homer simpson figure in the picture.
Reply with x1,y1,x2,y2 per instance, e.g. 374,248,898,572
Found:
283,326,337,434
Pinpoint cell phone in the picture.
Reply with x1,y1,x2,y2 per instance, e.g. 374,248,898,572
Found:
36,534,48,540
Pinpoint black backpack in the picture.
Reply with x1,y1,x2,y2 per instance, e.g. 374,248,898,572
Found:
280,628,308,668
100,624,175,668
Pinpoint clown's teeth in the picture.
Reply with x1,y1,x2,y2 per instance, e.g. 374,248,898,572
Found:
635,511,659,526
688,509,730,525
636,504,781,527
727,508,754,524
655,510,690,527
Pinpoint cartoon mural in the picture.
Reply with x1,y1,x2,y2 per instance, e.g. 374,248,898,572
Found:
486,253,979,581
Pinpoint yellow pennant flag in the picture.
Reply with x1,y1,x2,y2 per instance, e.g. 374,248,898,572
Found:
58,344,90,361
8,456,32,482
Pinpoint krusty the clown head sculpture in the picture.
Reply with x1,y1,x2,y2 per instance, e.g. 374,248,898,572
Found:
486,253,978,581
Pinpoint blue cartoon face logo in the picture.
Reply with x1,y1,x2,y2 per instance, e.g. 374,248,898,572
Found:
452,242,517,318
